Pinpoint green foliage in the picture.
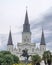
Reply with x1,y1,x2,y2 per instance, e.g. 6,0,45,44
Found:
4,54,14,65
31,54,41,65
50,55,52,62
12,55,19,64
43,51,51,60
0,53,3,57
0,51,11,55
0,51,19,65
0,57,4,65
43,51,51,64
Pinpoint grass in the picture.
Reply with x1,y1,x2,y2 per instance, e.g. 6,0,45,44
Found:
13,62,32,65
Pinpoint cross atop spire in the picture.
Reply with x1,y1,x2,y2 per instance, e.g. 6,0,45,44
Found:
7,29,13,45
10,26,11,30
40,28,46,45
26,6,28,10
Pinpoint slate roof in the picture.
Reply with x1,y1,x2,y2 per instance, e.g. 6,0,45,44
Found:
23,10,30,32
7,30,13,45
40,28,46,45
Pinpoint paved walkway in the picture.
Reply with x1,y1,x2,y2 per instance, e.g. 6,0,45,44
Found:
40,60,46,65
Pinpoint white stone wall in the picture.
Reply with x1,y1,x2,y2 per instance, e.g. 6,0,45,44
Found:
7,44,46,61
17,42,36,54
7,45,13,52
7,29,46,60
22,32,31,43
40,45,46,52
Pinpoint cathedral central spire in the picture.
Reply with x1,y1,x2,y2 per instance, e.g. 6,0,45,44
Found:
24,10,29,24
23,10,30,32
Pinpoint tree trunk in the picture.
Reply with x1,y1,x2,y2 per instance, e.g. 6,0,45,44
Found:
47,59,51,65
36,62,40,65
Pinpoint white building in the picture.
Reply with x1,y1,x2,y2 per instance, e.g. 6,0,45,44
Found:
7,10,46,60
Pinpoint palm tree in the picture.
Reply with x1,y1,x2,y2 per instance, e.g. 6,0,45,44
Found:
31,54,41,65
43,51,51,65
50,55,52,65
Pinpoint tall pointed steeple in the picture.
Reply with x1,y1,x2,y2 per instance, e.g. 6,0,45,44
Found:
24,10,29,24
23,9,30,32
7,29,13,45
40,28,46,45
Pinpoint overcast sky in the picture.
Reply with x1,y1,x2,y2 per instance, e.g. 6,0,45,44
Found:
0,0,52,51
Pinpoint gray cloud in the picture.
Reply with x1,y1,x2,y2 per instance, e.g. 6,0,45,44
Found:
0,8,52,51
31,9,52,30
30,8,52,51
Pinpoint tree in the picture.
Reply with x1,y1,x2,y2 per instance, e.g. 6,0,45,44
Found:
51,55,52,64
0,51,11,55
12,55,19,64
43,51,51,65
4,54,14,65
0,57,4,65
31,54,41,65
0,51,19,65
0,52,5,65
0,51,13,65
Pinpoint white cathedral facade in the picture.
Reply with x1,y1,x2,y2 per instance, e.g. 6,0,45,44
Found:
7,10,46,60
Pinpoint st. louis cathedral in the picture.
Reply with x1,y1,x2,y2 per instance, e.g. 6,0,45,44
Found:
7,10,46,60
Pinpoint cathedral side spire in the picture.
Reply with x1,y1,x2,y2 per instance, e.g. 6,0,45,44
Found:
7,29,13,45
40,28,46,45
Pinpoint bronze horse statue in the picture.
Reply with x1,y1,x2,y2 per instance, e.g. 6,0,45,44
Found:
20,49,31,60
